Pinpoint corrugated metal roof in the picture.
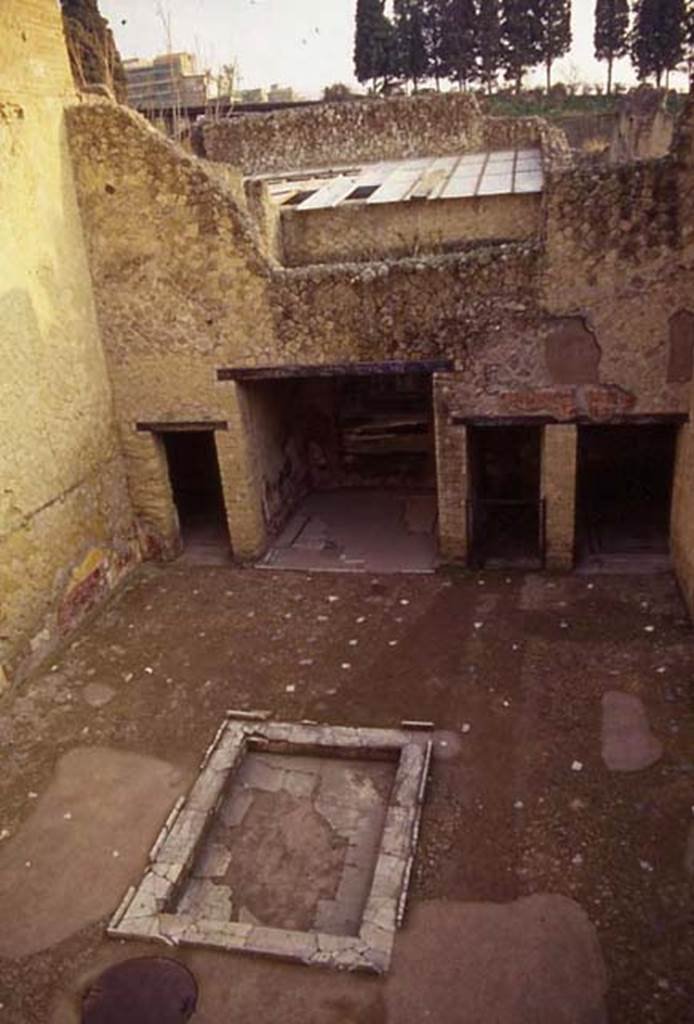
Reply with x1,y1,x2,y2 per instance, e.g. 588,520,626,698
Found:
266,148,543,211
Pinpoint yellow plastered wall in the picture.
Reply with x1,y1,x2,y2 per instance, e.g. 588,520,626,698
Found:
0,0,137,683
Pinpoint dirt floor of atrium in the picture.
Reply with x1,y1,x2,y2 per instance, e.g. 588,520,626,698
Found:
0,565,692,1023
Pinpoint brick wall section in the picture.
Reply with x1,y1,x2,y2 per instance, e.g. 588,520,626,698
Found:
542,425,577,570
433,378,468,561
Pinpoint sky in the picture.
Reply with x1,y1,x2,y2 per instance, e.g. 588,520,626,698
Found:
99,0,687,99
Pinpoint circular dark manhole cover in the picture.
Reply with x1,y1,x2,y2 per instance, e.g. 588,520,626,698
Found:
82,957,198,1024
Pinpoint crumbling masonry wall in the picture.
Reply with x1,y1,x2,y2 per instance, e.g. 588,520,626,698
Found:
0,0,137,686
66,91,694,581
669,101,694,618
66,101,280,559
199,93,569,177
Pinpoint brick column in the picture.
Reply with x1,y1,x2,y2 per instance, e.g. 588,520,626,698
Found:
541,424,577,570
215,384,267,560
433,383,468,563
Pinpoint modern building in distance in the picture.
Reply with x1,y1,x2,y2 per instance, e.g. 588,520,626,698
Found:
124,53,208,113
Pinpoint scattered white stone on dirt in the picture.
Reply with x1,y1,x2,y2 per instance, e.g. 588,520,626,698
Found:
571,761,583,772
400,598,410,605
513,800,524,810
560,621,569,629
388,640,398,647
571,854,584,866
639,860,654,873
317,615,328,622
285,685,296,693
63,812,72,821
348,640,358,647
601,692,663,772
356,616,366,623
341,663,351,670
461,723,471,734
474,622,483,630
644,625,655,633
656,666,666,674
144,667,153,675
328,596,339,603
299,658,314,666
28,792,37,799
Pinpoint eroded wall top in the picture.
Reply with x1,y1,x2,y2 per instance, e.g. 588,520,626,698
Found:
201,93,489,175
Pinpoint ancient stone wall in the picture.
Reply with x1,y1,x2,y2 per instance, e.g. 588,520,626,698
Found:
668,100,694,617
0,0,137,685
280,193,542,266
543,153,693,416
66,100,279,559
200,93,486,175
67,87,694,572
199,93,571,178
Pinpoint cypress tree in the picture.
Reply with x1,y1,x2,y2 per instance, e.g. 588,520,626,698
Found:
60,0,127,102
631,0,686,86
478,0,503,93
422,0,449,90
594,0,630,94
444,0,479,90
393,0,430,91
501,0,541,93
533,0,572,91
354,0,396,90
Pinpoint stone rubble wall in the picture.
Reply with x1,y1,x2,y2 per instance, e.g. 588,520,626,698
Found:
66,99,279,561
65,87,694,586
542,150,693,416
198,94,571,178
669,99,694,618
0,0,138,686
200,93,487,175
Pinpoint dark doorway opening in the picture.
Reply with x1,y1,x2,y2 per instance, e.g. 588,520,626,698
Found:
575,424,676,567
162,431,230,562
467,425,543,568
243,371,439,573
